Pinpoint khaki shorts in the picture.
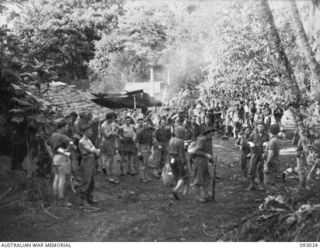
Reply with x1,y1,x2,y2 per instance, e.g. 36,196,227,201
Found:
52,154,71,175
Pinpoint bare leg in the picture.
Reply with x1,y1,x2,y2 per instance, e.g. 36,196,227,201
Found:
57,172,66,198
53,173,59,197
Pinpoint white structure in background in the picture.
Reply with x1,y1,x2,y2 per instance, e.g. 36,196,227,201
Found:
124,67,170,104
124,81,167,102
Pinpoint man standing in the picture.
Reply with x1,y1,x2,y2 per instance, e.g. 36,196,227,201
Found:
135,118,144,134
119,116,137,176
118,109,128,126
134,118,144,173
264,124,281,194
74,111,92,136
136,119,157,183
273,103,284,126
247,122,269,191
237,127,251,179
100,112,118,184
154,118,171,178
199,116,212,136
10,110,27,171
66,112,81,183
263,103,272,131
46,120,74,206
188,127,215,202
169,126,187,200
78,125,100,207
248,101,257,128
190,115,201,138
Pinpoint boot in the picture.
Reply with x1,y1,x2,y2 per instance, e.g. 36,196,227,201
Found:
172,190,179,200
153,169,161,178
81,198,91,207
140,177,148,183
195,186,206,203
120,165,126,176
87,198,98,205
246,179,256,191
258,182,265,191
145,167,151,181
203,187,211,201
57,197,72,207
87,195,98,205
102,168,107,175
127,165,137,176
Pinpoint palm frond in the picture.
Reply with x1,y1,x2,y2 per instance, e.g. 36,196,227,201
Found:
312,0,320,9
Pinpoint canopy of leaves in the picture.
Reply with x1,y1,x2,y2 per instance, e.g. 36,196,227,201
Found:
8,0,123,83
89,1,172,92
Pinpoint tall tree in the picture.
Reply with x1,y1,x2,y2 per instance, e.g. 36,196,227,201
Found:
257,0,320,187
89,2,171,92
9,0,123,84
288,0,320,92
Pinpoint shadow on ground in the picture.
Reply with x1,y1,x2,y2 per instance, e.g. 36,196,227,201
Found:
0,134,298,241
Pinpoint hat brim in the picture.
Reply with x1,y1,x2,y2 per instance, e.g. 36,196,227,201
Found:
203,128,216,134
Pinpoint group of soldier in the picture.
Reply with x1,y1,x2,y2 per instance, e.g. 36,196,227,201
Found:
43,97,285,207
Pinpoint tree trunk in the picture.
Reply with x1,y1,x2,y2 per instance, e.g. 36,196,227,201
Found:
257,0,301,101
288,0,320,91
257,0,319,187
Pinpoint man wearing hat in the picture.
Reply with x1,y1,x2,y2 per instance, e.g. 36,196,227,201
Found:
189,126,215,202
247,122,269,191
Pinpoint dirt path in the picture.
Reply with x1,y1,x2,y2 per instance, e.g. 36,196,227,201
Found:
0,135,296,242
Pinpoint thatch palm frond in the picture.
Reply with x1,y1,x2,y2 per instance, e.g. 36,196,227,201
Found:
312,0,320,9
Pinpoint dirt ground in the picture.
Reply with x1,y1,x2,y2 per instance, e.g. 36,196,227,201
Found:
0,133,298,242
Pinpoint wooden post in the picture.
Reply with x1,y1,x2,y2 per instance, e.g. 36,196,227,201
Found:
211,155,217,201
150,67,154,97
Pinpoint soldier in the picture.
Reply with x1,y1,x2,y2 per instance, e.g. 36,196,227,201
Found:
10,109,27,171
263,124,281,194
263,103,272,131
46,119,75,206
199,116,213,136
119,116,137,176
273,103,284,126
136,119,157,183
236,127,251,179
78,125,100,207
65,112,81,184
100,112,118,184
248,101,257,128
189,127,215,202
247,122,269,191
74,111,92,136
154,118,170,178
292,127,307,189
169,126,188,200
190,115,201,138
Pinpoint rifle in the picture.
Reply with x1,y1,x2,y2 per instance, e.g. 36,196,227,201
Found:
211,155,218,201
